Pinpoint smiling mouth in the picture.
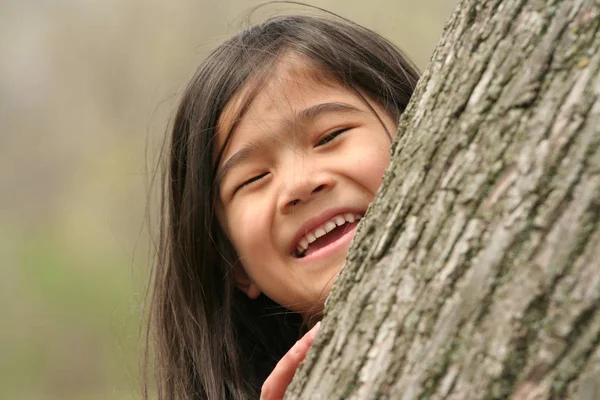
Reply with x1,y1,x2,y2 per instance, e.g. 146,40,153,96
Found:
294,213,362,258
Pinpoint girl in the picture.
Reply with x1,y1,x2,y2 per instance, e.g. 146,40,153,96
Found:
144,11,419,400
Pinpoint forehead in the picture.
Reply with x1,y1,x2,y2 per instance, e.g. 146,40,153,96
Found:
215,55,346,152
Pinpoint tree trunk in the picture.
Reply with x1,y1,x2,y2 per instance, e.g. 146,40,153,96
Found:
286,0,600,398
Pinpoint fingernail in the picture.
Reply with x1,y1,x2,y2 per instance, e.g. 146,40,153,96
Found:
310,321,321,337
291,342,300,355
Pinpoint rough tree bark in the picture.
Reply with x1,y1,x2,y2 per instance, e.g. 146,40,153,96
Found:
286,0,600,399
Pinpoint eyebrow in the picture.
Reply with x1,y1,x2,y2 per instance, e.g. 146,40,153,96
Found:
214,102,364,192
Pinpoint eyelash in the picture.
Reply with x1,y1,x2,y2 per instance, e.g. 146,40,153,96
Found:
316,127,350,146
232,128,350,195
235,172,268,193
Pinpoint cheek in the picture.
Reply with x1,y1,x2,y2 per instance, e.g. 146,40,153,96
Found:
348,142,392,194
224,198,273,257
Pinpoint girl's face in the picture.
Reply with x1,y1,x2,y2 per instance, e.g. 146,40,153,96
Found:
215,56,396,315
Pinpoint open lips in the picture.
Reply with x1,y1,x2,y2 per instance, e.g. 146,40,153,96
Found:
294,213,363,258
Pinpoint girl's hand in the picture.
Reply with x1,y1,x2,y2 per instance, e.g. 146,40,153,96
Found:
260,321,321,400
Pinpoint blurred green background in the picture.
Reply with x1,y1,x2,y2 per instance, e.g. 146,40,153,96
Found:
0,0,454,398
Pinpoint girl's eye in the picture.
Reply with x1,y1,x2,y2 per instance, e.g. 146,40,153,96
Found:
235,172,268,193
317,128,350,146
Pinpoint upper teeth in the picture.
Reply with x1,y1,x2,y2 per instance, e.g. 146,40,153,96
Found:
296,213,362,255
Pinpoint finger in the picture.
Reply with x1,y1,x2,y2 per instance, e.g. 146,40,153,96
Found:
260,322,321,400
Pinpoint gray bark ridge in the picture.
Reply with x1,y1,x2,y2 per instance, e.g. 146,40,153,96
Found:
286,0,600,399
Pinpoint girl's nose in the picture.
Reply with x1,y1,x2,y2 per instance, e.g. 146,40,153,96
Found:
277,169,333,213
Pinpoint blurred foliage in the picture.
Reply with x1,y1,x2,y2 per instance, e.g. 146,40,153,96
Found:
0,0,454,398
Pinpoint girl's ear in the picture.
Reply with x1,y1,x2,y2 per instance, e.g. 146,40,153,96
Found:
234,265,261,299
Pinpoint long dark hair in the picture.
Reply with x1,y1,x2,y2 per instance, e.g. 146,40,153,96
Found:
143,12,419,400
